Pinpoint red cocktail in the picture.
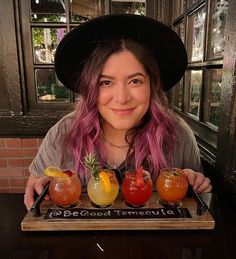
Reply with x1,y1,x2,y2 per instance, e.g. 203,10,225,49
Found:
122,167,153,207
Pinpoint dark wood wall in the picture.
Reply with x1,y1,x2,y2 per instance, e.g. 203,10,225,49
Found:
214,0,236,204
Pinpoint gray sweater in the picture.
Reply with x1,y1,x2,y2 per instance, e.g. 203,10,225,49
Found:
29,112,202,187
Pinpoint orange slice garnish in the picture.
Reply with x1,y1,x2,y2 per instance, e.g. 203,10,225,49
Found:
99,171,111,192
44,166,71,181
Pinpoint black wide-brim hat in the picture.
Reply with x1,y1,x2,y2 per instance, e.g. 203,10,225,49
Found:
55,14,187,92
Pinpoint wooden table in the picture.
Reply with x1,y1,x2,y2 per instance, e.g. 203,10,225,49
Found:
0,193,235,259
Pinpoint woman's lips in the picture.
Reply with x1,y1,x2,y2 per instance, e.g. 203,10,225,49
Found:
111,108,134,115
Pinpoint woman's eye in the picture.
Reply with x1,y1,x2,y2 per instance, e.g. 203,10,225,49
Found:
99,80,111,87
130,78,143,85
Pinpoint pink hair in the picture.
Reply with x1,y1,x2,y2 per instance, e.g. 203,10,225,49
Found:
63,38,176,183
132,99,176,180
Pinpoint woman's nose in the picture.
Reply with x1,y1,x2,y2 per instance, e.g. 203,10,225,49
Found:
113,84,131,104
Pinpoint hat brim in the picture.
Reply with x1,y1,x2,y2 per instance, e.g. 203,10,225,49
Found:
55,14,187,92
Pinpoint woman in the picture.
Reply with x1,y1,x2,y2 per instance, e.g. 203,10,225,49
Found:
24,14,211,210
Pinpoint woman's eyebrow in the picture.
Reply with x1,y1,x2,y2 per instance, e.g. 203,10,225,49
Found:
99,74,114,79
127,72,146,79
99,72,145,79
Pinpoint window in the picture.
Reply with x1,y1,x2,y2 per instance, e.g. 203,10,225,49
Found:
204,68,222,127
111,0,145,15
23,0,146,111
207,0,228,59
21,0,107,111
187,7,205,63
185,69,203,119
0,0,149,136
171,0,229,158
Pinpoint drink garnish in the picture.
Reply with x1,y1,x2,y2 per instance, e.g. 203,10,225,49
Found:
135,166,144,186
84,153,111,192
84,153,101,180
44,166,71,181
99,171,111,192
63,169,73,177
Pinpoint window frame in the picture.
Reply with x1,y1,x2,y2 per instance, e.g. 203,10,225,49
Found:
171,0,227,163
20,0,75,112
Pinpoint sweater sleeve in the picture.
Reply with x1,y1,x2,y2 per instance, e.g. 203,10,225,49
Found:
172,117,202,172
29,113,75,177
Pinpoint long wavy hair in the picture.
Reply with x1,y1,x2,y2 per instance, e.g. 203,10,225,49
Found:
64,38,176,183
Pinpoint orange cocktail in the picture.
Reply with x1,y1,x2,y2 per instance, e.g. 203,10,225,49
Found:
45,167,82,207
156,168,188,206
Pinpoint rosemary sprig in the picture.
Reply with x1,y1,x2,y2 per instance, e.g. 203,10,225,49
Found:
84,153,101,179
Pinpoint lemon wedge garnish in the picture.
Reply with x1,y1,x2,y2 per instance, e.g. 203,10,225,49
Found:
44,166,70,180
99,171,111,192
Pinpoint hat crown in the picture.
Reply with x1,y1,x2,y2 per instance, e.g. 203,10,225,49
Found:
55,14,187,92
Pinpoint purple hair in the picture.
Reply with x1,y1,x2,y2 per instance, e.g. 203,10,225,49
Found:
64,38,176,182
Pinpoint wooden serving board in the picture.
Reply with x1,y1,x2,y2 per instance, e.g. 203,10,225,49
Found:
21,192,215,231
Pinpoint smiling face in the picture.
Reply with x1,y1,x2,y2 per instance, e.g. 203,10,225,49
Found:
97,50,151,133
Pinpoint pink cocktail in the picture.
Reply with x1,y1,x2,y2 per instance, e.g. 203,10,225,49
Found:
49,170,82,207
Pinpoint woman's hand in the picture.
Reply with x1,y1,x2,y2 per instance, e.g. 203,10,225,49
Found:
182,169,212,193
24,174,51,211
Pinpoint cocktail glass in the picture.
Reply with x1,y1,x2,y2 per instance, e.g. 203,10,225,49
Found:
156,168,188,208
87,169,119,207
121,169,153,207
49,170,82,208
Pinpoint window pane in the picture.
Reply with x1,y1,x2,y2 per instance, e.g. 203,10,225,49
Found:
70,0,105,22
32,27,66,64
173,78,184,109
208,0,229,58
204,69,222,126
30,0,66,23
35,69,70,103
111,0,145,15
186,70,203,118
187,8,206,62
